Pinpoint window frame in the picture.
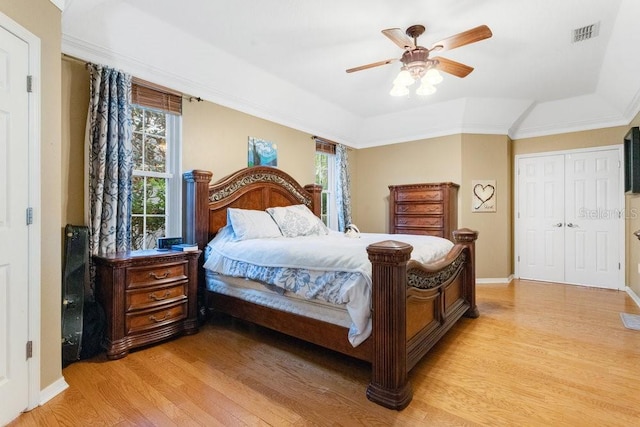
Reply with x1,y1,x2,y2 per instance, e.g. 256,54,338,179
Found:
130,105,182,250
315,151,338,230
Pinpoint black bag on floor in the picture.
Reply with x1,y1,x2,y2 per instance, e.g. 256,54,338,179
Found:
79,299,106,359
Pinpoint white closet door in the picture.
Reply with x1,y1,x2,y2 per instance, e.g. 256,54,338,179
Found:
517,154,566,282
516,148,623,290
564,150,621,289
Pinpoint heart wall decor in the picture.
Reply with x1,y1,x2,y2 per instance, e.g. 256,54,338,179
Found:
472,180,496,212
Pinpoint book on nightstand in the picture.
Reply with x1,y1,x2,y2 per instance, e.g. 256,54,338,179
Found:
171,243,199,252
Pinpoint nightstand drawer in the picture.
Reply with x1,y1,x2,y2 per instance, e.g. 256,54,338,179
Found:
126,282,187,311
126,262,187,289
395,203,443,215
126,301,187,334
395,216,443,228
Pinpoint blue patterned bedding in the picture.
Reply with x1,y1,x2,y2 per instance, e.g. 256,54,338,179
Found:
203,225,454,346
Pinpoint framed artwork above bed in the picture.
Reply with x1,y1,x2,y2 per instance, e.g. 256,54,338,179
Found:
248,137,278,167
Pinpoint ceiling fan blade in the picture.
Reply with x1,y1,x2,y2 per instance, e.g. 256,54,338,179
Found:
434,57,474,78
346,58,398,73
429,25,492,53
382,28,415,50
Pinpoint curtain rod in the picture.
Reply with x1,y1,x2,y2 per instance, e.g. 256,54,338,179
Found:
61,53,203,102
61,53,90,68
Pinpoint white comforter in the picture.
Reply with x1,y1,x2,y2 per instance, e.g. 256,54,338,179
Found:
204,226,454,346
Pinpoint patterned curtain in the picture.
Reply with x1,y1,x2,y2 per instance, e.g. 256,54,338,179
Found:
335,143,352,232
87,64,133,255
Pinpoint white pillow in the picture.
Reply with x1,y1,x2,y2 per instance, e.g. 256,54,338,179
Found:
227,208,283,241
266,204,329,237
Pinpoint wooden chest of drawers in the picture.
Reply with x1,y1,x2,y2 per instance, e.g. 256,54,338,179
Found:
389,182,459,239
94,249,201,359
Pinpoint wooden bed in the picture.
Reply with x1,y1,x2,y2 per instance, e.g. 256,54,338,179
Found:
183,166,478,410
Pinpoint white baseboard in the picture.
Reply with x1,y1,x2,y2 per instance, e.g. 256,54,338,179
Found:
626,286,640,309
39,376,69,406
477,275,514,284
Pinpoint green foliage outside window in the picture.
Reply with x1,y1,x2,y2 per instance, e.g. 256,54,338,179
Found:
315,152,330,225
131,106,169,250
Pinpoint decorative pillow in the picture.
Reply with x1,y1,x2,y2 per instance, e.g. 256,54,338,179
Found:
266,204,329,237
227,208,283,241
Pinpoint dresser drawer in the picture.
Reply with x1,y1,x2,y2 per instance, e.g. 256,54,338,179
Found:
126,301,187,334
126,261,188,289
395,189,443,202
394,228,445,237
126,282,187,311
395,203,443,215
395,216,443,228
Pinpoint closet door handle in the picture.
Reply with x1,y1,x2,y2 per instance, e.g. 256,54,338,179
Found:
566,223,579,228
552,223,563,227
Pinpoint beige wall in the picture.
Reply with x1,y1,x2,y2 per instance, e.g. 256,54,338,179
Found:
512,126,625,155
61,59,89,225
352,135,462,233
1,0,62,390
182,100,315,186
352,133,514,279
625,113,640,297
460,134,512,279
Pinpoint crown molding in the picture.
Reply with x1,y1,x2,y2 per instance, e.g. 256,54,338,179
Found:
510,114,628,140
62,33,359,146
50,0,64,11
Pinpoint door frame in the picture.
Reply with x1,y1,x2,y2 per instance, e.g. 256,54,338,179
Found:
0,11,41,410
514,145,625,290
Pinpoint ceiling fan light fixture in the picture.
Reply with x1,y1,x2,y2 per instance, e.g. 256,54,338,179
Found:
393,68,415,86
416,82,437,96
390,84,410,97
424,68,443,85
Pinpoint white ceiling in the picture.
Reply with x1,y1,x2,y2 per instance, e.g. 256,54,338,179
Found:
60,0,640,148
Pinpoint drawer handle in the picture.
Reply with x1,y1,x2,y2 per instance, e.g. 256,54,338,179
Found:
149,270,170,280
149,311,170,323
148,290,171,301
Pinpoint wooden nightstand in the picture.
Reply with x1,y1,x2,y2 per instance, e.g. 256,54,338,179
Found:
93,249,201,359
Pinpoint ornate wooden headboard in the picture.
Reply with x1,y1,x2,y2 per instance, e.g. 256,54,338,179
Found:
183,166,322,249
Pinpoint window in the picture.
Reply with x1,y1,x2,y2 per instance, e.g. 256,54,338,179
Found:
130,80,182,250
315,137,338,230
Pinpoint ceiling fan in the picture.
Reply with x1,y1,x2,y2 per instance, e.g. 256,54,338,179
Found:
346,24,493,96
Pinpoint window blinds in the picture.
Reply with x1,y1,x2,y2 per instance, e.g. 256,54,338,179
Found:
132,78,182,115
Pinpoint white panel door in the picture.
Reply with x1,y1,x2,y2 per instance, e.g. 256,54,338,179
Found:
564,150,621,289
517,155,566,282
0,25,30,425
516,148,623,290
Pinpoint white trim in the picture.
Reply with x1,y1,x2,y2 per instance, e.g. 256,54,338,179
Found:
167,113,182,238
514,145,626,291
476,276,514,284
38,377,68,406
0,11,42,412
626,286,640,309
49,0,65,11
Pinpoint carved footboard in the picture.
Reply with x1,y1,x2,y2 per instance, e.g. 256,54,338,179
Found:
366,229,478,410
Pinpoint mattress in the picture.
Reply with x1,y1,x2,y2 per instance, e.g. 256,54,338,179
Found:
206,270,353,329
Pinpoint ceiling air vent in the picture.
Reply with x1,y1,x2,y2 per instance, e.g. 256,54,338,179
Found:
573,22,600,42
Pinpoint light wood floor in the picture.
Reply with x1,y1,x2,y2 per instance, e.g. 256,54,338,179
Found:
10,280,640,426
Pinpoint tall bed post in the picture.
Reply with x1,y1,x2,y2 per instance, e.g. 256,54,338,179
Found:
366,240,414,410
183,170,213,321
183,170,213,250
453,228,479,318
